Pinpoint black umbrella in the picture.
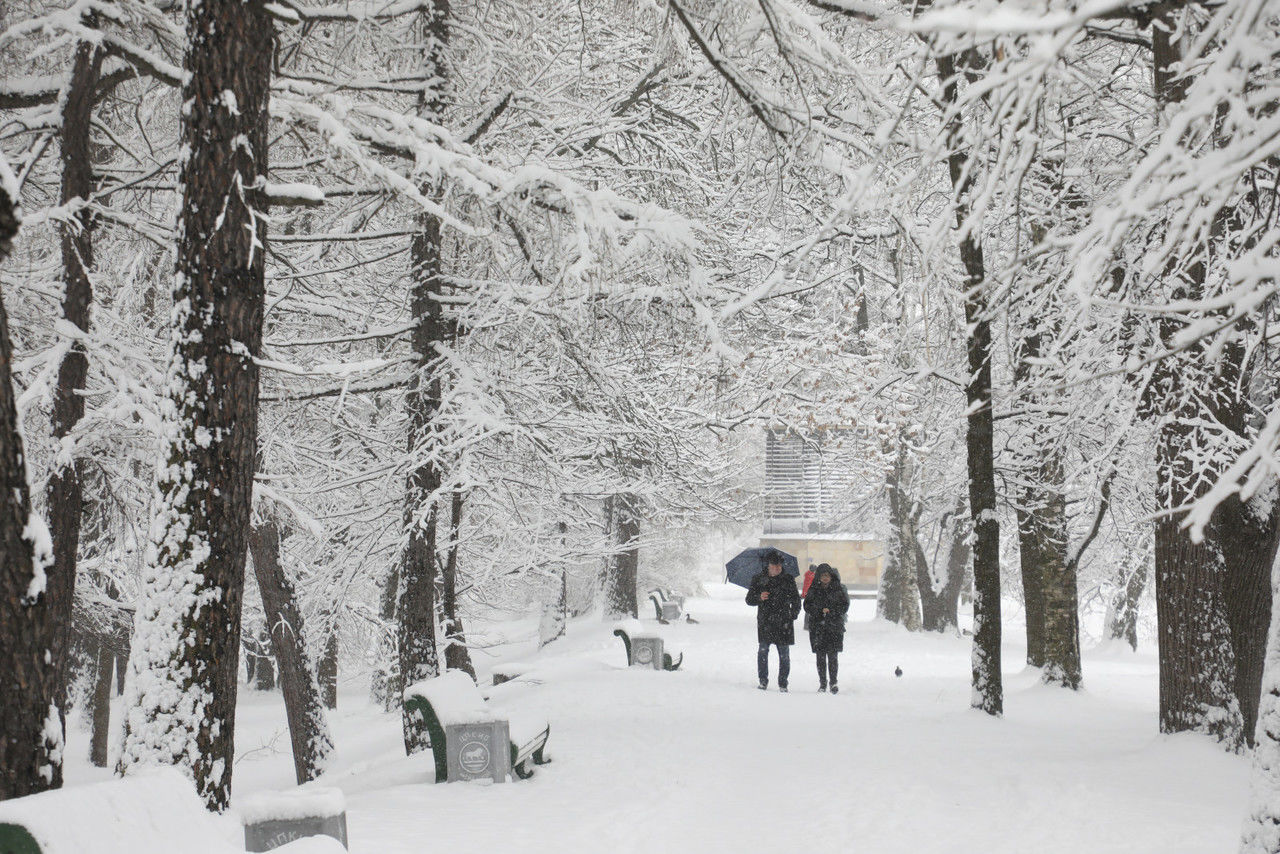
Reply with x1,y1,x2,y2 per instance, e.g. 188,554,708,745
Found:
725,547,800,588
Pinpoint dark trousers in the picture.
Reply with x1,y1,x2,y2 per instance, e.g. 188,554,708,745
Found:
758,642,791,687
816,651,839,687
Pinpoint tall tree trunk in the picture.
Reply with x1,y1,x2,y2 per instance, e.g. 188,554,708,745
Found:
244,636,258,686
1016,448,1078,687
884,446,922,631
603,493,640,620
919,501,967,633
1207,341,1278,743
876,547,905,624
1146,8,1243,749
1038,480,1080,688
936,50,1002,715
248,522,333,784
372,566,399,711
399,0,451,756
540,522,570,648
441,489,474,677
1015,505,1047,668
88,638,113,768
1106,552,1147,651
0,177,60,799
45,39,105,788
116,0,273,809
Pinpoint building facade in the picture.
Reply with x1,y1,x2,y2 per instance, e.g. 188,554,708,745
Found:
762,428,883,587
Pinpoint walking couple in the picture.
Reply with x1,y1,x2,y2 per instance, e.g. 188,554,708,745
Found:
746,551,850,693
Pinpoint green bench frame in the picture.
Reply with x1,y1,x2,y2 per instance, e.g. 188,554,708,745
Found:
0,825,41,854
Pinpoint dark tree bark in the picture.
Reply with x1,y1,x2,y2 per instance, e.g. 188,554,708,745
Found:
45,40,105,787
1016,452,1078,687
0,180,60,799
1146,8,1244,749
1217,474,1280,746
882,446,922,630
116,0,273,810
249,522,333,784
1038,487,1080,688
603,493,640,620
399,0,451,756
876,549,905,624
441,489,475,677
1015,507,1047,667
244,637,258,685
319,620,338,710
253,633,276,691
114,649,127,696
917,504,968,633
1106,555,1146,651
88,639,113,768
540,522,569,648
936,49,1002,715
1012,153,1082,686
372,566,400,711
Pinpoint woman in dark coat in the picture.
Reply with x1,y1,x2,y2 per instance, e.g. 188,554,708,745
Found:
803,564,850,693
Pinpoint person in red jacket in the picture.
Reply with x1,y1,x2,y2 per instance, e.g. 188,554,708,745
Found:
801,564,817,598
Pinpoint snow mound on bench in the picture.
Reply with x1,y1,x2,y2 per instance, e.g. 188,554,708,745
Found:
404,670,495,725
613,618,652,637
238,786,346,823
0,767,236,854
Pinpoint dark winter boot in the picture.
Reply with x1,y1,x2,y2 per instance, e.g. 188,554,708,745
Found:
779,685,788,693
830,684,838,694
818,685,827,693
758,679,768,691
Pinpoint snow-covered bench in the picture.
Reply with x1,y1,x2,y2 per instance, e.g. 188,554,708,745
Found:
647,589,683,623
0,768,344,854
241,786,348,852
613,619,683,671
403,671,551,783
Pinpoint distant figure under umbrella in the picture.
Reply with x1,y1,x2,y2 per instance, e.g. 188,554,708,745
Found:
802,564,816,597
746,550,801,692
804,563,850,693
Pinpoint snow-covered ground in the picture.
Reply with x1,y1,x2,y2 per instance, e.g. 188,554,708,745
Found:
67,585,1249,853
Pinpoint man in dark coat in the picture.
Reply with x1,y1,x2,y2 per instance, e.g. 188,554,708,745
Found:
803,563,850,693
746,551,801,691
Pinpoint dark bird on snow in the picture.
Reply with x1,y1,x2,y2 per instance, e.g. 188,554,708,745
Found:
894,666,903,677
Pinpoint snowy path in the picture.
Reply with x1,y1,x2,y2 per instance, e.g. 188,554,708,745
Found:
70,586,1251,853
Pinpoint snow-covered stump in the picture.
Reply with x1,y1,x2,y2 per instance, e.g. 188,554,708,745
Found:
0,768,237,854
241,787,348,852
